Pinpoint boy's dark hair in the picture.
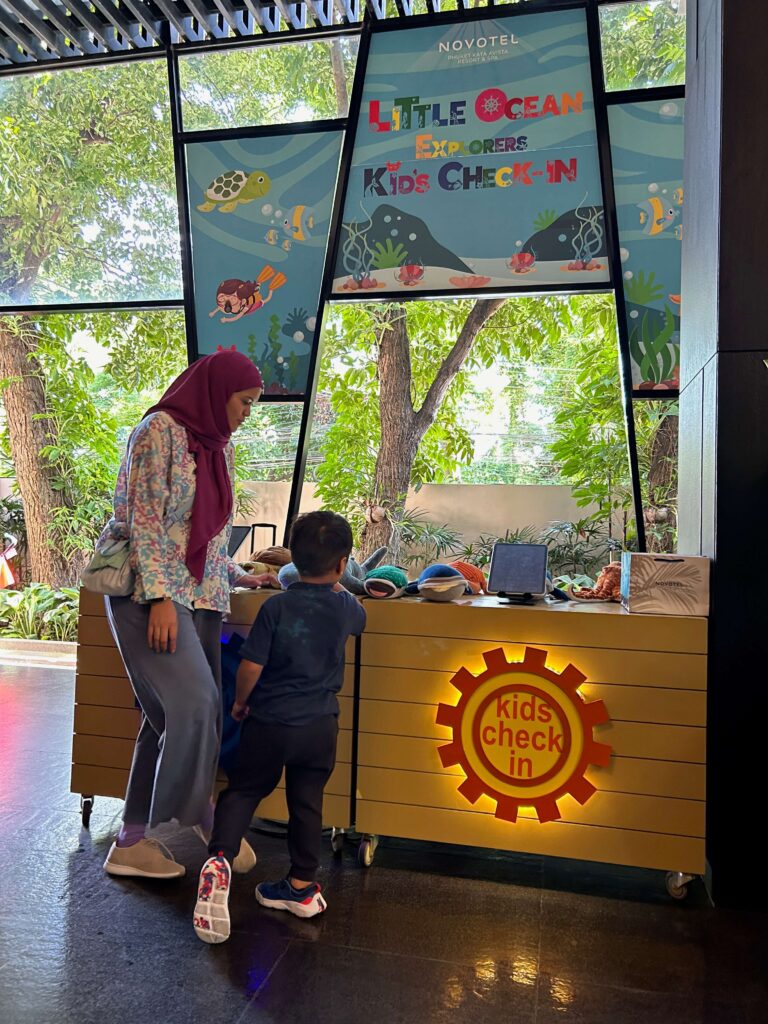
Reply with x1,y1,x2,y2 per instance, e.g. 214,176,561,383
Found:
289,511,353,577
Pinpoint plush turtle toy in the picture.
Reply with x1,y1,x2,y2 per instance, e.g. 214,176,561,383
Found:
278,546,388,596
363,565,409,600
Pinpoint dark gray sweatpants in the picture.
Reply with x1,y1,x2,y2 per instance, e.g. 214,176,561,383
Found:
105,596,223,828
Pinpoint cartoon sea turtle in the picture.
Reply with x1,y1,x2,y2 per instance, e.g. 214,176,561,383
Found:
197,170,271,214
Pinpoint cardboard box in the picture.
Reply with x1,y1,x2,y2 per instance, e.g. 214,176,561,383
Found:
620,552,710,617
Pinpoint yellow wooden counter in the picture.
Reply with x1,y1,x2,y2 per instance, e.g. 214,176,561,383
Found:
356,596,707,875
71,589,354,828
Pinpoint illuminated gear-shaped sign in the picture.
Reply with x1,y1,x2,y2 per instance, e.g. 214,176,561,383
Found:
436,646,612,824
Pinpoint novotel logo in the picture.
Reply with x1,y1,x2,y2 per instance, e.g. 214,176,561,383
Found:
438,34,519,53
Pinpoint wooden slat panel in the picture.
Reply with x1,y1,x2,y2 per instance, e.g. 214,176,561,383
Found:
79,589,108,617
70,765,351,828
360,668,705,724
357,700,706,763
76,675,136,709
361,639,707,690
73,729,353,769
80,613,356,665
360,645,706,693
355,800,705,874
77,645,127,679
75,664,355,704
363,598,707,654
257,790,351,828
356,767,704,837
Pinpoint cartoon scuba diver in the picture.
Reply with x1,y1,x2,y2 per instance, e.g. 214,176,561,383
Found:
209,265,287,323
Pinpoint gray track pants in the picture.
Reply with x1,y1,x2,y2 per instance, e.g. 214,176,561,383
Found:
105,596,223,828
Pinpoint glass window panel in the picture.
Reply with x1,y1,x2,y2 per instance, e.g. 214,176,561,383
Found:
600,0,686,91
637,399,678,553
0,62,181,306
179,36,360,131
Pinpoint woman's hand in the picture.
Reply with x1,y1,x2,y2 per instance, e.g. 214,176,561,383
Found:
147,598,178,654
238,572,279,589
231,700,250,722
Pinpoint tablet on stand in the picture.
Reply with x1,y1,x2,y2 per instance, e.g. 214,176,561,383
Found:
488,543,548,605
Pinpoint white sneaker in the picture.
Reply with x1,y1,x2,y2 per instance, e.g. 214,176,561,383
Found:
104,838,185,879
192,826,257,874
194,856,232,944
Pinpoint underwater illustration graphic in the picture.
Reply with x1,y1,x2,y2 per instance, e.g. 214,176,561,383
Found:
187,131,343,394
333,9,608,294
608,99,685,392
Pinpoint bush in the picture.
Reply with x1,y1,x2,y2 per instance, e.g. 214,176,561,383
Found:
0,583,79,642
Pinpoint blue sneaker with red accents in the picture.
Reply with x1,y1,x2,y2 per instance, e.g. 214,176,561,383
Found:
194,855,232,943
255,878,327,918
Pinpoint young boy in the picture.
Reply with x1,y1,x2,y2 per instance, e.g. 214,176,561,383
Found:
193,511,366,944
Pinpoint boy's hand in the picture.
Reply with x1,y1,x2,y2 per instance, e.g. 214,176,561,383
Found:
231,700,250,722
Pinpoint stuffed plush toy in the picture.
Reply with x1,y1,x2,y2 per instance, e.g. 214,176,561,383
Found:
567,563,622,602
405,564,471,602
278,546,388,596
363,565,409,599
450,560,488,595
252,546,292,568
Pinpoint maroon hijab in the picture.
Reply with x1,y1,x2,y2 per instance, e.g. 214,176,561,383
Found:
146,350,263,583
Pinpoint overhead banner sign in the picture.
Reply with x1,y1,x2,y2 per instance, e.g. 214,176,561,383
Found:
608,99,685,393
436,646,612,823
186,130,343,395
332,8,608,295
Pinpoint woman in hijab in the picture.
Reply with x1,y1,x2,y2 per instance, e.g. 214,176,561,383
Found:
101,350,270,880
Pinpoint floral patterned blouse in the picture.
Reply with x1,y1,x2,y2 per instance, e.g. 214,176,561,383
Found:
100,411,245,613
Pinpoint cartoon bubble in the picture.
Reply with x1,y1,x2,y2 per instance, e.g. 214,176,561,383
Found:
293,331,304,342
648,183,659,193
558,234,567,242
261,203,273,215
390,229,398,237
306,316,317,330
275,210,282,218
277,356,284,364
515,240,522,247
384,215,391,223
409,233,417,241
660,102,679,117
630,310,639,319
620,247,630,263
624,271,633,280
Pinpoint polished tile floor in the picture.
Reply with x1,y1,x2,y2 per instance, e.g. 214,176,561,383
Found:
1,662,765,1024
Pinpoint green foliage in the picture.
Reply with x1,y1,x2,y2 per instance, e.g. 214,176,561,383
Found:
458,527,539,569
178,37,358,129
539,519,622,581
0,495,26,550
533,209,558,231
600,0,686,91
372,240,409,270
624,270,665,306
0,583,79,641
390,508,464,567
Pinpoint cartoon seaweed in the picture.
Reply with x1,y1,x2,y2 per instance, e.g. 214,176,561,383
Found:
571,203,605,264
372,239,409,270
268,314,281,347
629,304,677,383
246,334,261,363
625,270,665,306
288,352,300,390
533,208,558,232
341,202,376,283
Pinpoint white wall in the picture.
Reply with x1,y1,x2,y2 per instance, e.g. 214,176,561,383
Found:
238,481,591,549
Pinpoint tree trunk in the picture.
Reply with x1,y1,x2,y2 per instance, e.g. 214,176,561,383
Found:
0,318,73,587
645,412,679,553
329,39,349,117
359,299,506,560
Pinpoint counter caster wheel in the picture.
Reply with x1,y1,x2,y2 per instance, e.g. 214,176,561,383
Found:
331,828,345,856
666,871,693,900
80,796,94,828
358,836,378,869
